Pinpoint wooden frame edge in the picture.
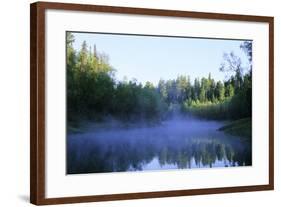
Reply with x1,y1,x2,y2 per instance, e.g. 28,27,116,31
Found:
33,1,274,22
35,185,273,205
30,2,46,205
268,17,274,190
30,1,274,205
30,2,38,204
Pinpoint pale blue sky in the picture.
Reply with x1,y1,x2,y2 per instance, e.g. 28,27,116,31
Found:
71,32,250,85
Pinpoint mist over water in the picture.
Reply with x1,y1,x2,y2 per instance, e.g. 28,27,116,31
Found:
67,116,252,174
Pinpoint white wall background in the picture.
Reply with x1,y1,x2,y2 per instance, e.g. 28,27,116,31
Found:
0,0,279,206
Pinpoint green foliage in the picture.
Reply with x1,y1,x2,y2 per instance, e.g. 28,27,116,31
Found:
66,32,167,123
112,81,167,122
67,32,252,124
181,42,252,121
182,73,252,120
218,118,252,139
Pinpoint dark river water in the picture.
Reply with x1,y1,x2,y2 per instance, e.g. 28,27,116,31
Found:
67,117,252,174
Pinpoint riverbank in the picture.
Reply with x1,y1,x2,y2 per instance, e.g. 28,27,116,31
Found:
218,118,251,139
67,118,163,134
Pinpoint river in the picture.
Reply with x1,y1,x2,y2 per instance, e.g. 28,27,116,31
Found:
67,117,252,174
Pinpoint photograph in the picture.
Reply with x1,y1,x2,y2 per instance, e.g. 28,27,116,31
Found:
66,31,253,174
29,2,274,204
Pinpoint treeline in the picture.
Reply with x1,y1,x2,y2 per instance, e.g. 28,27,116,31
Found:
181,42,252,120
67,33,167,124
67,32,252,124
157,68,251,120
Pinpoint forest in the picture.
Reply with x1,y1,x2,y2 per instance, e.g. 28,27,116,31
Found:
66,33,252,132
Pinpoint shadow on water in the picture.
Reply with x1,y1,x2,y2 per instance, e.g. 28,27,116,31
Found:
67,118,252,174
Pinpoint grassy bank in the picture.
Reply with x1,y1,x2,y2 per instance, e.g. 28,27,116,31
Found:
218,118,251,139
182,99,232,120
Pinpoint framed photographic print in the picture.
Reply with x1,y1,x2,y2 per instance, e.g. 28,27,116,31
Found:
30,1,274,205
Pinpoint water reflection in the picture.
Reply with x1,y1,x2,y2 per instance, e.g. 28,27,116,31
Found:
67,119,251,174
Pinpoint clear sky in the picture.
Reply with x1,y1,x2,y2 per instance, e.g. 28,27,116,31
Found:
71,32,250,85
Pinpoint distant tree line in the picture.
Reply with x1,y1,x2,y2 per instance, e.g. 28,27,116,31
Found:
67,32,252,124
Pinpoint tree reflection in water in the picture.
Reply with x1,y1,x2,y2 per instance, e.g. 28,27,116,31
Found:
67,120,251,174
